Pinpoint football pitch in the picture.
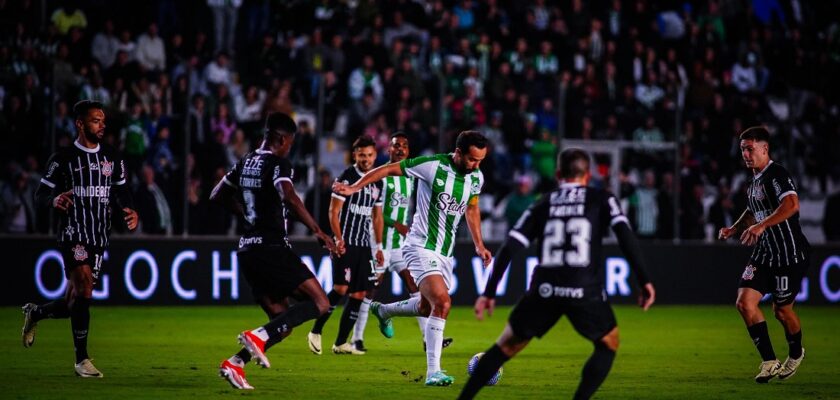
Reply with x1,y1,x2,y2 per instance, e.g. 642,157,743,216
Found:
2,305,838,399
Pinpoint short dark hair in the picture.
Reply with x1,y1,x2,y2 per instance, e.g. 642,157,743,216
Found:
352,135,376,151
558,148,590,179
390,131,408,141
73,100,104,120
455,130,488,154
739,126,770,143
264,112,297,139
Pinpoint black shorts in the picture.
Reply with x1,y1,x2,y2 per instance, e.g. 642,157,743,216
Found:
60,242,105,282
332,245,376,293
739,257,809,306
238,246,315,301
508,288,616,342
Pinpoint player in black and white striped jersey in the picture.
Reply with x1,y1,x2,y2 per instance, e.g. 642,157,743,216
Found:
307,135,385,355
719,126,809,383
22,100,138,378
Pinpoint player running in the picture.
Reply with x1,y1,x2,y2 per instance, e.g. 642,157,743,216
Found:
718,126,809,383
334,131,492,386
211,112,336,390
458,148,655,400
22,100,138,378
307,136,384,355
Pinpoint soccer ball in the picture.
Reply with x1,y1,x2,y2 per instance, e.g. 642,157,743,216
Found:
467,352,503,386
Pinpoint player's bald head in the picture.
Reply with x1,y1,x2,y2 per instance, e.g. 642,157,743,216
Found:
558,148,590,179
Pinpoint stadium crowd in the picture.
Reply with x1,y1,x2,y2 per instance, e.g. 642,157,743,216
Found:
0,0,839,241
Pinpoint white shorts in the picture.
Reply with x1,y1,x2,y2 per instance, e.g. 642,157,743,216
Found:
403,244,454,289
383,248,408,273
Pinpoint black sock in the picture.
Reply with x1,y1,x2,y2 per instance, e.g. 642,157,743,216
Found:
786,330,802,358
262,301,320,351
574,342,617,400
335,297,362,346
458,344,510,400
747,321,777,361
311,290,343,334
237,310,283,364
34,299,70,321
70,297,91,363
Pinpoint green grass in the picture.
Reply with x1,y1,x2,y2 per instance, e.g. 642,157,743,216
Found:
1,305,838,399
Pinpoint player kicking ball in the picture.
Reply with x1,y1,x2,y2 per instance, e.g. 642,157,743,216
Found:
334,131,492,386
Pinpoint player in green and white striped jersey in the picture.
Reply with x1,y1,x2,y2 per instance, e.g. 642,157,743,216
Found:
351,133,452,353
334,131,493,386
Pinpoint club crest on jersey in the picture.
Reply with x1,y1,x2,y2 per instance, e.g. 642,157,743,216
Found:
72,244,88,261
752,185,765,201
470,180,481,194
101,161,114,177
742,265,756,281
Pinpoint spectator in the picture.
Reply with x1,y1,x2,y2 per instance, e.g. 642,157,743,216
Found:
120,102,150,181
0,169,36,233
50,5,87,35
207,0,242,55
210,102,236,144
79,75,111,106
348,55,384,102
136,23,166,72
503,175,537,229
629,170,660,238
148,126,176,180
234,85,265,137
531,128,558,192
91,19,119,69
134,164,172,235
203,51,233,90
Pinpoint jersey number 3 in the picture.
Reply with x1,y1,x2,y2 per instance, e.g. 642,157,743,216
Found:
542,218,592,267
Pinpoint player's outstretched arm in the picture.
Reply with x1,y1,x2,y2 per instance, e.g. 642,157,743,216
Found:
281,181,336,253
719,208,755,240
613,222,655,310
333,163,403,196
209,178,244,217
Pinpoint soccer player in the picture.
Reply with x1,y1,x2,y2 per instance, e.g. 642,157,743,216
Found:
22,100,139,378
458,149,655,400
334,131,493,386
718,126,809,383
350,132,453,352
307,136,385,355
211,112,336,390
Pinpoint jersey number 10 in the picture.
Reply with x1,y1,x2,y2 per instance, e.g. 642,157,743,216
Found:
542,218,592,267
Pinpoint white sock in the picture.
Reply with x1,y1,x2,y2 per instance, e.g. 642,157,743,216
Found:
410,293,427,340
352,298,372,343
425,316,446,378
250,327,269,342
379,296,421,319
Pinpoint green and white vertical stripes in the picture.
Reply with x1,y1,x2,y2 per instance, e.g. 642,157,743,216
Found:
399,154,483,257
